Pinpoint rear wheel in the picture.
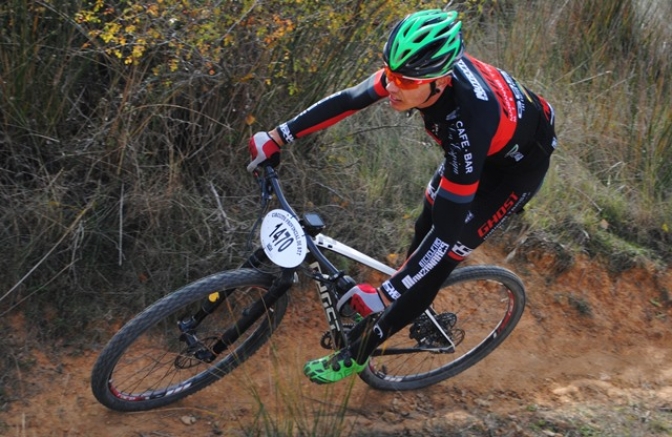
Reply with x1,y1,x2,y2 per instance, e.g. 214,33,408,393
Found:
359,265,525,391
90,269,287,411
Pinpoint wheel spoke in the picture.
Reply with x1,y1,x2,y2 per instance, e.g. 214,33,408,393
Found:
359,266,525,390
91,270,286,411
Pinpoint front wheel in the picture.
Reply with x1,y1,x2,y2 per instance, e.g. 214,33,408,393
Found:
90,268,287,412
359,265,526,391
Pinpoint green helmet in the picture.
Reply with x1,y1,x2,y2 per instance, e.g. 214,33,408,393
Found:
383,10,464,79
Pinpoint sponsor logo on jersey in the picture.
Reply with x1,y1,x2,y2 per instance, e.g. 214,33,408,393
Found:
278,123,294,143
488,76,517,123
430,123,440,137
456,60,489,101
500,71,526,119
447,144,460,176
454,121,474,174
381,281,401,300
451,241,474,259
401,238,450,288
445,109,459,121
477,192,521,238
455,121,471,150
465,210,474,224
505,144,524,162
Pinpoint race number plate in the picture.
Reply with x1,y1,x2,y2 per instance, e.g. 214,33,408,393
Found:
260,209,307,268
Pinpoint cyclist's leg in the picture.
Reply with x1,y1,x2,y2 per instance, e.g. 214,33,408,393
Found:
347,157,551,364
305,164,447,384
304,157,551,383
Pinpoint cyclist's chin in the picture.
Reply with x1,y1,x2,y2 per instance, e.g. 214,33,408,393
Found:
388,98,411,112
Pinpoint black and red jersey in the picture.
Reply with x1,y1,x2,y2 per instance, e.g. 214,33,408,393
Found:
276,53,555,248
419,54,555,204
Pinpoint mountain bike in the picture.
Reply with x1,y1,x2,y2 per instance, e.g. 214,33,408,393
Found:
90,164,526,412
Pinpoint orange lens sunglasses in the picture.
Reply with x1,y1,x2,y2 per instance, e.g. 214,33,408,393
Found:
384,66,437,90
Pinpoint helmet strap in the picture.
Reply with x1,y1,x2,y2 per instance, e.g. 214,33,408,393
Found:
421,81,441,104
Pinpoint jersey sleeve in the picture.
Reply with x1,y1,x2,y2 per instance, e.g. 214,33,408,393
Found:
276,69,388,144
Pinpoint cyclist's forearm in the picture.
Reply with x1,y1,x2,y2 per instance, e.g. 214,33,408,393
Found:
268,129,284,146
273,71,386,144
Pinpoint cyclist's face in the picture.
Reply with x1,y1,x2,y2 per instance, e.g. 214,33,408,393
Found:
385,77,447,111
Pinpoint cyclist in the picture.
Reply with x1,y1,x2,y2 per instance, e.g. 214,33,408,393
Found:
247,9,557,384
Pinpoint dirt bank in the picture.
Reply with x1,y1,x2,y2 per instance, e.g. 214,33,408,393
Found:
2,242,671,436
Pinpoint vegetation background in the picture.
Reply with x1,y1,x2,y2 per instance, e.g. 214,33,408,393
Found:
1,0,671,423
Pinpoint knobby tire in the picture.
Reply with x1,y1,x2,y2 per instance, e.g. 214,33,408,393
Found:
90,269,287,412
358,265,526,391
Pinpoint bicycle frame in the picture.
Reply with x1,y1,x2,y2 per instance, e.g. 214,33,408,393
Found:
304,233,395,350
257,165,457,352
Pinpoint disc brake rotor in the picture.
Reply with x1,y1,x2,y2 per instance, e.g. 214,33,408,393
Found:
409,312,464,351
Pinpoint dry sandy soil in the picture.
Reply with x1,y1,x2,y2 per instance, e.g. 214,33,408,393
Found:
2,239,671,437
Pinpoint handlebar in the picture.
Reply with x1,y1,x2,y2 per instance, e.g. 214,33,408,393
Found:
253,164,352,287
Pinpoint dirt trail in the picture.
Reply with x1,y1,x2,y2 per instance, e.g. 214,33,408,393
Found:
2,244,672,436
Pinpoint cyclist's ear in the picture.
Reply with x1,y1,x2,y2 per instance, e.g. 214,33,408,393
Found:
436,76,452,91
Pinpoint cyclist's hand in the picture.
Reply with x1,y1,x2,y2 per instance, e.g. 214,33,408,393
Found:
247,131,280,173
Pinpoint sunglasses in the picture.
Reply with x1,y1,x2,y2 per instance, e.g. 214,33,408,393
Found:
384,66,438,90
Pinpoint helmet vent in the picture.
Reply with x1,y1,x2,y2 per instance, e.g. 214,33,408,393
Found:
382,9,463,79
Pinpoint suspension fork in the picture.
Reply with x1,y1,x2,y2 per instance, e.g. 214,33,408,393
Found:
209,267,295,355
183,248,269,327
177,266,295,361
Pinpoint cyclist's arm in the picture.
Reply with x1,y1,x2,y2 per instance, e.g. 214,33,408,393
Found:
427,79,500,250
269,70,388,145
430,147,483,254
433,52,530,232
380,116,490,300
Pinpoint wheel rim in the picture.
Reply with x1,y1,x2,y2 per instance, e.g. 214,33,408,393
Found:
105,284,275,404
366,273,522,385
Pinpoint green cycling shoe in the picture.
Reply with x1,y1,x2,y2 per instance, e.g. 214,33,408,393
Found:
303,349,369,384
